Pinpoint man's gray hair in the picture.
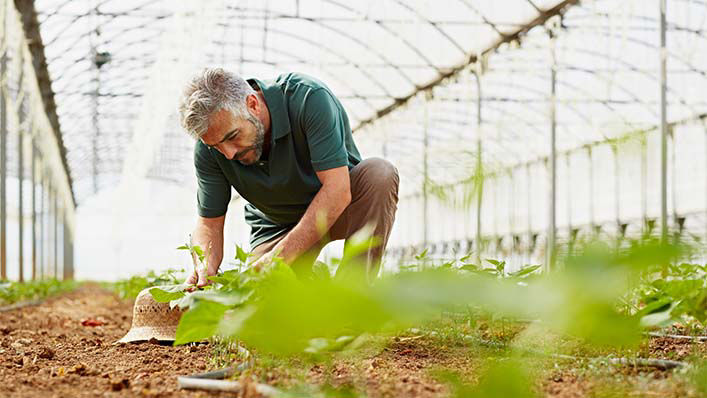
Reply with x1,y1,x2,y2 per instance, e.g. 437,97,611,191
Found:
178,68,256,139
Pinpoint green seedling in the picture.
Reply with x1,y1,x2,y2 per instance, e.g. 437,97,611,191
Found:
177,235,213,287
0,278,77,305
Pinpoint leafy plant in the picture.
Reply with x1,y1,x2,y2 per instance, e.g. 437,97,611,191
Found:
0,278,77,305
109,268,183,300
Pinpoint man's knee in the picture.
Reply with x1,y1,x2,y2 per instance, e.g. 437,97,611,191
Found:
356,157,399,192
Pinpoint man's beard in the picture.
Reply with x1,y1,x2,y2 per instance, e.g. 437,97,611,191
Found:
235,114,266,165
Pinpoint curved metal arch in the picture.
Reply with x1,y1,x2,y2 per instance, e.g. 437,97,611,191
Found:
40,0,166,49
231,0,468,70
212,21,397,96
410,71,649,164
355,0,581,130
385,0,467,55
421,119,531,166
258,1,442,71
564,7,707,82
55,41,383,121
469,73,636,144
457,0,509,37
220,7,419,89
47,20,164,71
559,44,701,119
52,20,400,113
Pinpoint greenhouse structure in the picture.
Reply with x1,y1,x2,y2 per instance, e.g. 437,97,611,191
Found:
1,0,707,397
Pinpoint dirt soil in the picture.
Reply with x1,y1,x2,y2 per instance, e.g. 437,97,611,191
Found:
1,286,703,398
0,284,235,398
304,335,472,397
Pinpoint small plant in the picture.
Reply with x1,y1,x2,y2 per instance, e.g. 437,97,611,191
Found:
177,235,212,284
0,278,77,305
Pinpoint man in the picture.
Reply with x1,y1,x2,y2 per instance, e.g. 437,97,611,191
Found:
178,68,399,285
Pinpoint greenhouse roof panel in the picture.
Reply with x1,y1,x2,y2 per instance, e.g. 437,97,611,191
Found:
36,0,701,203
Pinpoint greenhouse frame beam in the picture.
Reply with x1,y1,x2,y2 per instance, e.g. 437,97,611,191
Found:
18,101,25,283
53,186,57,278
423,102,429,248
472,70,483,265
31,142,36,280
0,12,6,280
14,0,76,206
547,29,558,272
355,0,581,131
660,0,668,242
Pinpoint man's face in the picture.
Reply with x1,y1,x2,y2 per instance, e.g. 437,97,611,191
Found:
201,107,265,165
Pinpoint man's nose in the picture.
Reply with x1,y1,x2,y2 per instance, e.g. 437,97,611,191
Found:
218,144,238,160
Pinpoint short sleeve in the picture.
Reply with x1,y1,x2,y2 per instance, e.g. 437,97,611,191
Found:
302,88,349,171
194,141,231,217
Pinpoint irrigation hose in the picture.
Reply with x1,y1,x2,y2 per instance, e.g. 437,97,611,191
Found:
177,377,281,396
177,345,281,395
644,331,707,342
0,299,44,313
408,328,690,370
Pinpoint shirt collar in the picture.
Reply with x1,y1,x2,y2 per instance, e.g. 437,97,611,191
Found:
248,78,291,140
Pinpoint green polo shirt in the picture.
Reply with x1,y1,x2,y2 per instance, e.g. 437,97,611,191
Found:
194,73,362,249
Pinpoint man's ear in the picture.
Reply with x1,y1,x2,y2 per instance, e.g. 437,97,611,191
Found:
246,94,259,117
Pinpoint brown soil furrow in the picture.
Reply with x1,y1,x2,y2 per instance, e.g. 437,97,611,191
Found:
0,284,234,398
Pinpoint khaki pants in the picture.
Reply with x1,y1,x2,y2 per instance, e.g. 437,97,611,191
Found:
251,158,399,281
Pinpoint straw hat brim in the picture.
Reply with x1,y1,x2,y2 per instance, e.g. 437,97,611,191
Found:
117,325,178,343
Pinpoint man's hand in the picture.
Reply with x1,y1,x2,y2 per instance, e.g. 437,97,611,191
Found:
250,249,277,272
183,216,225,289
184,257,217,289
184,263,211,288
258,166,351,266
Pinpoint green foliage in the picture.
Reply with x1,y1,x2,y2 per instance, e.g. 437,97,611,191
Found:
0,278,77,305
235,244,249,264
634,261,707,324
174,300,230,345
109,268,182,300
691,360,707,396
149,286,185,302
438,359,538,398
115,234,707,395
162,238,688,357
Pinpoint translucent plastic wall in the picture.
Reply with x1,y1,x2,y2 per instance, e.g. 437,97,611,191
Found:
0,0,75,281
355,0,707,272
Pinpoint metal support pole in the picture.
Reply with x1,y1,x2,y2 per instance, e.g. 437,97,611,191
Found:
31,142,36,280
57,202,63,279
0,16,6,280
473,70,483,265
53,187,58,278
659,0,669,242
641,136,648,233
63,211,73,280
566,154,572,240
588,147,595,230
547,30,558,272
48,180,53,278
509,170,515,258
39,168,45,279
613,146,620,228
422,98,429,249
18,117,24,282
91,23,100,195
526,164,532,263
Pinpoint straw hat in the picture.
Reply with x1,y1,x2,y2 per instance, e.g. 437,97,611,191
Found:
117,287,184,343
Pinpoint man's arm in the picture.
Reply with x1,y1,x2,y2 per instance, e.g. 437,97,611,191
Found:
185,214,225,286
258,166,351,266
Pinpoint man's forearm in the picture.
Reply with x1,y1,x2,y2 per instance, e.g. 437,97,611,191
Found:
273,184,351,263
192,221,224,273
